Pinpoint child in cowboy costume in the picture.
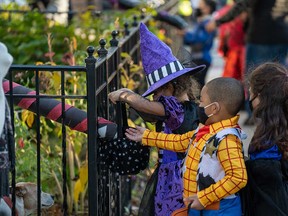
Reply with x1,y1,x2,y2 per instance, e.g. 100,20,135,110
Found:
126,77,248,216
109,23,206,216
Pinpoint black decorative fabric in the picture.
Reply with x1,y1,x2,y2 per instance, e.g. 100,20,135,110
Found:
241,159,288,216
99,102,150,175
99,137,150,175
173,101,199,161
172,101,199,135
138,166,159,216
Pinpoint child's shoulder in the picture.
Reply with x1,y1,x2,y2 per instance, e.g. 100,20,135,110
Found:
214,127,247,146
215,127,243,138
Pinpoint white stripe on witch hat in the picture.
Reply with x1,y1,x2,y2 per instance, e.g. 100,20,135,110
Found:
139,23,205,96
146,60,185,87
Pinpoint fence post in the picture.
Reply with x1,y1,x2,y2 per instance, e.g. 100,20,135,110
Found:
132,15,138,27
124,22,130,36
85,46,98,216
97,39,108,58
110,31,119,47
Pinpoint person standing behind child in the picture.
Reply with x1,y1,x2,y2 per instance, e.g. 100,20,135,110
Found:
126,77,248,216
206,0,288,125
109,23,206,216
183,0,217,87
241,63,288,216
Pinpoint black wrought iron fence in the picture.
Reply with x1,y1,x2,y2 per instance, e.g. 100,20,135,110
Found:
1,0,182,215
4,15,149,215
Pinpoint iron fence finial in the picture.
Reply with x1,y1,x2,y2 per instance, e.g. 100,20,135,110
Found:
97,39,108,58
124,22,130,36
132,15,138,27
110,31,119,47
85,46,96,65
86,46,95,58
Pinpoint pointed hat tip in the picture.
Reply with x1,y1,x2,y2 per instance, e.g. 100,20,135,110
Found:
140,22,145,28
139,22,148,34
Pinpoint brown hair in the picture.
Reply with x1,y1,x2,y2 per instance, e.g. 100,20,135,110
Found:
249,63,288,159
172,74,201,102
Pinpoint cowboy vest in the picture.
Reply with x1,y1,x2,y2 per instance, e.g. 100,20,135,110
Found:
182,127,246,198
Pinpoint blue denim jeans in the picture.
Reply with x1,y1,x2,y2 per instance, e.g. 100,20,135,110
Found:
188,196,241,216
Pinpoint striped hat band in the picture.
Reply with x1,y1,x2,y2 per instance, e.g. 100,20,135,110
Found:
146,60,185,87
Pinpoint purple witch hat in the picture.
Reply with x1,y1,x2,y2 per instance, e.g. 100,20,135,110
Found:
140,23,206,97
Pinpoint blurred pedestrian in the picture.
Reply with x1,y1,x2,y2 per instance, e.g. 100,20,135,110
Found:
183,0,217,87
206,0,288,125
214,0,247,81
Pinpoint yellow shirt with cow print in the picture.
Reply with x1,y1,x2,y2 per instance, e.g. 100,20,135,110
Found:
141,115,247,207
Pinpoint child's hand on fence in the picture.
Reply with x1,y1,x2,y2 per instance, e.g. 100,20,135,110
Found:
184,195,204,210
125,126,147,142
120,88,133,93
108,89,124,104
108,88,134,104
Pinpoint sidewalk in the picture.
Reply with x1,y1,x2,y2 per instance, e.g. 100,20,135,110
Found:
206,39,255,156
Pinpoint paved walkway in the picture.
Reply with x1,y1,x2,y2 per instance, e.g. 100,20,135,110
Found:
206,39,255,156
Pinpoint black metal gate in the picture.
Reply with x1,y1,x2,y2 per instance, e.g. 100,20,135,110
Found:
5,17,146,215
2,1,181,214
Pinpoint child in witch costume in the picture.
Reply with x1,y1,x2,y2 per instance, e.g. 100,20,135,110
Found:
126,77,248,216
109,23,206,216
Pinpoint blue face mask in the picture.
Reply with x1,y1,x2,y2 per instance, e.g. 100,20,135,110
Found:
197,103,214,125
